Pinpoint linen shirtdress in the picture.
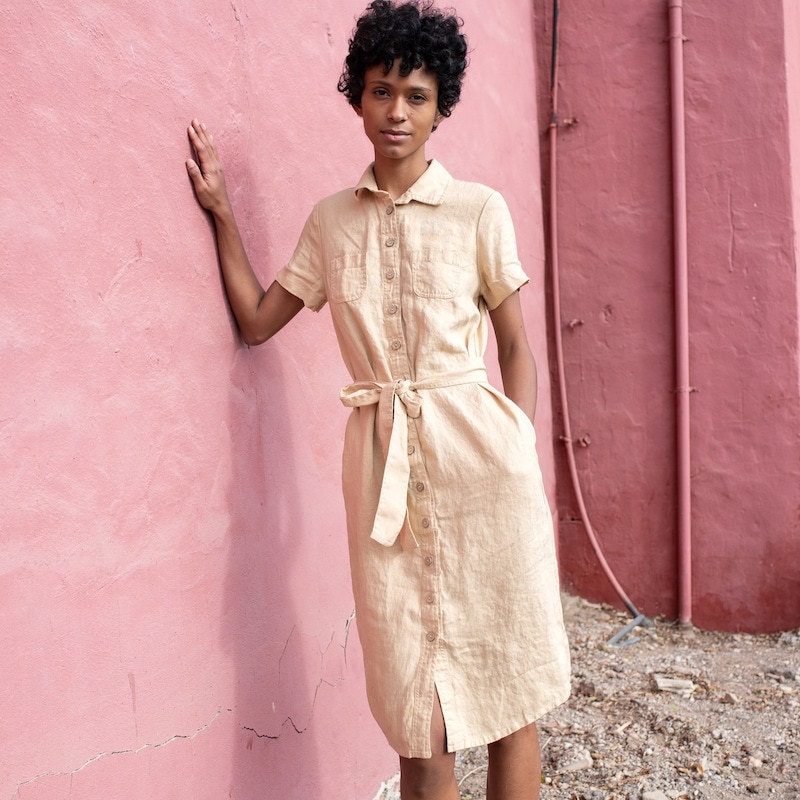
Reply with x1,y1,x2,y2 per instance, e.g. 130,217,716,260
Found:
276,159,571,759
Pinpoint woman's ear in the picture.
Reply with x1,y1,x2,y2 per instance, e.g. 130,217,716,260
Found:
353,103,363,118
432,112,444,132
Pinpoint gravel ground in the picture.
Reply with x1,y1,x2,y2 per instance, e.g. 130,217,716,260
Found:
377,594,799,800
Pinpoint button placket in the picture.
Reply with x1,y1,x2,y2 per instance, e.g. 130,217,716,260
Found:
406,419,435,539
408,421,439,652
406,428,433,538
379,196,406,375
376,195,440,655
421,547,439,647
420,545,440,649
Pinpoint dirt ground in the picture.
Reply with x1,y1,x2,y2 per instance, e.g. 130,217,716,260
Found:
451,595,800,800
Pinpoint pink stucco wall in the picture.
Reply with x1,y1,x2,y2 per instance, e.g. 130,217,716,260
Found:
1,1,552,798
535,0,800,632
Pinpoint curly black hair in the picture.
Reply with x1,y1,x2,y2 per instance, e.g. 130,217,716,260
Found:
337,0,468,120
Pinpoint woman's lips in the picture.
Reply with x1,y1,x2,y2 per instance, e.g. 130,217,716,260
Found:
381,130,410,142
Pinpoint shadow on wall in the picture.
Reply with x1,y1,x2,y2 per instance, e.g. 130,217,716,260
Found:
222,344,320,797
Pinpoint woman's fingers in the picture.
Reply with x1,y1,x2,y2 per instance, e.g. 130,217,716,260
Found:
185,156,210,205
189,120,222,173
186,119,230,212
185,156,201,183
188,120,209,158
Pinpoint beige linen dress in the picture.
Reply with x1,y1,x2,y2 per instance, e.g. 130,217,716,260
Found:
276,160,570,759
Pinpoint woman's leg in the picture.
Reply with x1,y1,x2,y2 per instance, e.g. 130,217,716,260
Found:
399,691,459,800
486,723,541,800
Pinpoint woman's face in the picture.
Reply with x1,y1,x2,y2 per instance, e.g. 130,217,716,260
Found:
354,61,442,169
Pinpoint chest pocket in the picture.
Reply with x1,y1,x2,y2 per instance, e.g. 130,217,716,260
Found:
329,253,366,303
410,250,468,299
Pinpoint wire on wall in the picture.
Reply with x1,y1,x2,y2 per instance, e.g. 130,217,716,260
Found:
546,0,650,644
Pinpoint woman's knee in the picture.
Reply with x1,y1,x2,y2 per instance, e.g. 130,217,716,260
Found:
488,722,540,754
399,753,457,799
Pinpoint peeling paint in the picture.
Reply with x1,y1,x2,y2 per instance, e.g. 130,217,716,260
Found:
371,772,400,800
10,708,231,800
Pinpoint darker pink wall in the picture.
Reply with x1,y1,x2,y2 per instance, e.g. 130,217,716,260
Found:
1,1,553,798
535,0,800,632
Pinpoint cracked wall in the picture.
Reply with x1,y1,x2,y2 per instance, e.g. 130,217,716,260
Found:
1,0,555,797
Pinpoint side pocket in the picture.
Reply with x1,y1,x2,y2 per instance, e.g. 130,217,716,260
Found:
478,383,537,444
329,253,366,303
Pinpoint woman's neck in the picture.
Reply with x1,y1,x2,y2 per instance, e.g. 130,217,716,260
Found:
373,154,430,199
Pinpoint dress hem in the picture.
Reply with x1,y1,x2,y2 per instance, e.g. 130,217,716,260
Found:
389,684,572,760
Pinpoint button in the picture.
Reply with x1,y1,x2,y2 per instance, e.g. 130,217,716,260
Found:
385,238,396,247
407,445,415,455
385,269,395,280
415,481,425,492
422,518,431,528
391,339,402,351
388,303,398,314
386,205,395,215
425,594,435,604
425,631,437,643
424,555,434,567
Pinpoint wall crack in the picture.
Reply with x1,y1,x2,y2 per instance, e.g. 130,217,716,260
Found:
11,707,231,800
243,676,342,742
342,609,356,664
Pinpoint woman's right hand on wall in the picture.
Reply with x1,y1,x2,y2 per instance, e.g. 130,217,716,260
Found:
185,119,231,216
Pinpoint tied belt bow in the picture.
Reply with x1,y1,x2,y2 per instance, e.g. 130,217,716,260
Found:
340,368,488,548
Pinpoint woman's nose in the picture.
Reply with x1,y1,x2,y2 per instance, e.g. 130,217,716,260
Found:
387,98,407,121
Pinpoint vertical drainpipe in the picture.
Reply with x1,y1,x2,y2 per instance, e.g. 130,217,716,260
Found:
669,0,693,625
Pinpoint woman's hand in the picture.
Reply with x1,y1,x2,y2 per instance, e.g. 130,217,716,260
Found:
185,119,231,215
182,118,305,344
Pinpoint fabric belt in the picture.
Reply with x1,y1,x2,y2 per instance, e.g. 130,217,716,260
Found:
340,368,488,548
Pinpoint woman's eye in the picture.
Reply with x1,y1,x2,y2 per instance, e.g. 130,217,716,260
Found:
410,94,427,103
374,88,389,97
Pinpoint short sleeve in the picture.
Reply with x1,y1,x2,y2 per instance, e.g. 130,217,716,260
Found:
477,191,530,310
276,205,327,312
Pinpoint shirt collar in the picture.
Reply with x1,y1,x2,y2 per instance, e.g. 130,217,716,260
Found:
354,159,451,206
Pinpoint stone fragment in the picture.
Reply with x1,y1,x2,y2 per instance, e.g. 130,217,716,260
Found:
766,668,796,682
560,748,593,772
642,791,671,800
652,673,696,696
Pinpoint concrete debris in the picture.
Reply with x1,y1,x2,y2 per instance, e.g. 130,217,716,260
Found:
652,673,696,696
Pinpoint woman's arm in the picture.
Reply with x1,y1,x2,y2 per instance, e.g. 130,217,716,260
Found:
185,119,303,345
489,290,538,423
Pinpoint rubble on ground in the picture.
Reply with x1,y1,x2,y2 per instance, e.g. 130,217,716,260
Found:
454,595,799,800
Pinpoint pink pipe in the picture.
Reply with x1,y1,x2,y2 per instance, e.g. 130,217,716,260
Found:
669,0,693,625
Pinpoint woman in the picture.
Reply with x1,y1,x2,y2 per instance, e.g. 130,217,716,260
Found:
186,2,570,797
